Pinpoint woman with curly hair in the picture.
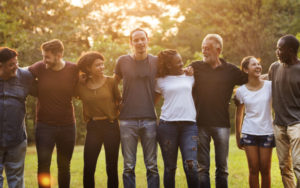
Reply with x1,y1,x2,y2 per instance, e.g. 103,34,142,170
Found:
235,56,275,188
155,49,200,188
76,51,121,188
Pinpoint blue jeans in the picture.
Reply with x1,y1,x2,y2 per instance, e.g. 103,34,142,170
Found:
36,122,76,188
119,119,159,188
197,126,230,188
0,140,27,188
157,120,200,188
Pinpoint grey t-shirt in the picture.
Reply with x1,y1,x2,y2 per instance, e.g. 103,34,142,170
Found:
268,61,300,126
115,54,157,120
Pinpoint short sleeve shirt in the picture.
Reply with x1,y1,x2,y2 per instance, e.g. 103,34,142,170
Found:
156,74,196,122
114,54,157,120
268,61,300,126
191,59,248,128
236,81,273,135
29,61,79,126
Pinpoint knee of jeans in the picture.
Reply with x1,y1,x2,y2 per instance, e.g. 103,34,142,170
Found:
161,139,172,151
184,160,199,172
123,167,135,174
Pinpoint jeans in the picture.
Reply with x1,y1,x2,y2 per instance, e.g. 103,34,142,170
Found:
0,140,27,188
197,126,230,188
83,120,120,188
157,120,200,188
119,119,159,188
274,124,300,188
36,122,75,188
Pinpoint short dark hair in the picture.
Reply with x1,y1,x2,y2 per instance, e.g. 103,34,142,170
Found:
0,47,18,64
280,34,300,55
240,56,258,73
41,39,64,55
77,51,105,74
129,28,148,42
157,49,178,78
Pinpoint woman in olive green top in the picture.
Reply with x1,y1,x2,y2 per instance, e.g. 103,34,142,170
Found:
76,51,121,188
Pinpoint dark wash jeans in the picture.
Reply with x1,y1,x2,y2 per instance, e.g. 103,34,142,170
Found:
83,119,120,188
197,126,230,188
157,120,200,188
35,122,75,188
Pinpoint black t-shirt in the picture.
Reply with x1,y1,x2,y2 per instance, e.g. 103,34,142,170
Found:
191,59,247,128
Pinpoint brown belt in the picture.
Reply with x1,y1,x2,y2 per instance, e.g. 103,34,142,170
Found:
92,116,108,121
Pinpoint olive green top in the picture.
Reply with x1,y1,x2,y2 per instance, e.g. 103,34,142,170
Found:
76,76,121,122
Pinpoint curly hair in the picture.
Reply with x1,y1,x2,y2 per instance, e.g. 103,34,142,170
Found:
77,51,104,75
156,49,178,78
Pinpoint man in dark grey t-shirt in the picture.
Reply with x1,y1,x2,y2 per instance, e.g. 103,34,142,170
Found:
268,34,300,188
114,28,159,188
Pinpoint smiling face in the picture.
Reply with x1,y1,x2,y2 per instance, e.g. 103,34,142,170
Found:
0,56,19,79
88,58,105,76
201,39,221,64
244,57,262,78
276,38,292,65
42,50,61,69
130,30,148,55
167,53,184,75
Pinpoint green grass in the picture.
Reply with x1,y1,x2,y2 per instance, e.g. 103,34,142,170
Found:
3,135,284,187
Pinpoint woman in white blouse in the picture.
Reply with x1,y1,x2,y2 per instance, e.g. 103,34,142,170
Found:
235,56,275,188
155,49,200,188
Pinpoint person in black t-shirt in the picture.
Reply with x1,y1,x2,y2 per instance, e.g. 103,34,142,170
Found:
190,34,247,188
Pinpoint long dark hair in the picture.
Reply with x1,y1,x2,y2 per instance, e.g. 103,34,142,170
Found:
157,49,178,78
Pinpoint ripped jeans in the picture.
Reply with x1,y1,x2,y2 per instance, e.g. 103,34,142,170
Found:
157,120,200,188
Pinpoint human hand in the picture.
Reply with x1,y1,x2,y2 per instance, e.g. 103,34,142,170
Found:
184,66,194,76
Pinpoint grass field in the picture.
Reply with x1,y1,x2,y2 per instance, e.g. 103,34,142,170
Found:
3,135,284,188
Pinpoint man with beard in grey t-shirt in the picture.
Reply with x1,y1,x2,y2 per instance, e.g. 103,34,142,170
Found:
114,28,159,188
269,34,300,188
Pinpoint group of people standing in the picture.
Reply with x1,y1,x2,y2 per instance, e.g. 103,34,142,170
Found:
0,27,299,188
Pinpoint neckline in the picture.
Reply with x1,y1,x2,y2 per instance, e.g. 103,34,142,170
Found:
244,80,265,92
85,76,108,91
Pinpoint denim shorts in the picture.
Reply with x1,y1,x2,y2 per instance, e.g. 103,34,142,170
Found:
240,133,275,148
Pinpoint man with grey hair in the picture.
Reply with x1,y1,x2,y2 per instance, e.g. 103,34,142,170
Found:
190,34,247,188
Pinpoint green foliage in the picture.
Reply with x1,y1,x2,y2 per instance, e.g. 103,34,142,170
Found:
161,0,300,72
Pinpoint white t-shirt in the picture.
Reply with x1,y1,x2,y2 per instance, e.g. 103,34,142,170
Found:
235,80,273,135
155,74,196,122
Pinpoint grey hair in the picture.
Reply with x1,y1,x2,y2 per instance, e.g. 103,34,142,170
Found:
203,34,223,53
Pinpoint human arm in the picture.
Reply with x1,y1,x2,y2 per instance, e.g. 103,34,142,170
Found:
112,77,122,113
154,92,161,105
235,97,245,150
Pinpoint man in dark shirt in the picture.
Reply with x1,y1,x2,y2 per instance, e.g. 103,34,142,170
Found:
0,47,33,188
268,34,300,188
191,34,247,188
29,39,78,188
114,28,159,188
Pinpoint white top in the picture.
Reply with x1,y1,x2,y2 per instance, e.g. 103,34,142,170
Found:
236,80,273,135
155,74,196,122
